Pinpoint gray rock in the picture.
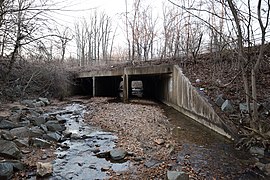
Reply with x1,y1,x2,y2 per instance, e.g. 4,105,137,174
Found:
38,97,50,105
110,149,127,161
43,132,62,142
239,103,260,113
45,121,65,132
0,140,22,159
29,126,44,138
34,101,45,107
221,100,234,112
40,124,48,132
36,162,53,177
0,130,16,141
167,171,189,180
8,113,21,123
13,138,29,147
0,162,13,179
21,100,36,108
18,120,31,127
30,116,46,126
249,146,265,156
0,119,18,129
30,138,51,148
55,114,68,123
144,159,162,168
10,127,29,138
215,94,225,107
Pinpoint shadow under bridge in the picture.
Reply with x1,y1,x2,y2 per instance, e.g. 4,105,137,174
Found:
75,65,173,101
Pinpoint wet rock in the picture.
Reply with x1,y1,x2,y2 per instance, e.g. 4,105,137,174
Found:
36,162,53,177
10,127,29,138
167,171,189,180
0,140,22,159
0,162,13,179
221,100,234,112
0,119,18,129
96,151,110,158
110,149,127,161
21,100,36,108
30,138,51,148
43,132,62,142
38,97,50,105
154,138,165,145
45,121,65,132
250,146,265,156
55,114,68,123
90,148,100,154
215,94,225,107
29,126,44,138
101,166,111,171
30,116,46,126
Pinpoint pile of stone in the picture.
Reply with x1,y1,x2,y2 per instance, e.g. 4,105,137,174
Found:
0,97,68,179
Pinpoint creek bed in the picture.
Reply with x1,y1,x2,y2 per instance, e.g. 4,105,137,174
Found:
51,103,130,179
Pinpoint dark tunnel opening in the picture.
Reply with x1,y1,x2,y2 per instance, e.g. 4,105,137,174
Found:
74,73,171,101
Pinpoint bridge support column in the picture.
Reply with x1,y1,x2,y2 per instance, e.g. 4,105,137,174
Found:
123,74,129,103
92,76,96,97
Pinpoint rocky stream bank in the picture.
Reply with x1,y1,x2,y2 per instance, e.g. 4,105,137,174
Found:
0,97,269,179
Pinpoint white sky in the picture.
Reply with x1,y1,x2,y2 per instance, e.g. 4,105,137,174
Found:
49,0,165,56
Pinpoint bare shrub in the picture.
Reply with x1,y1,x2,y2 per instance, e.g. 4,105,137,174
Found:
0,58,74,102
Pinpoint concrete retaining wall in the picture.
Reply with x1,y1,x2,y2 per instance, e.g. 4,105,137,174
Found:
160,65,233,139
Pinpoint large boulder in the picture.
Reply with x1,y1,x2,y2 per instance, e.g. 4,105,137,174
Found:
0,140,22,159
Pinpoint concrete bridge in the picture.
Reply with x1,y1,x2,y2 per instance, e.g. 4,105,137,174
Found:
77,65,233,139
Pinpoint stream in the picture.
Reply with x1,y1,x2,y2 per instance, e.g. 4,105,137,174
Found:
43,100,262,179
162,105,261,179
51,104,130,180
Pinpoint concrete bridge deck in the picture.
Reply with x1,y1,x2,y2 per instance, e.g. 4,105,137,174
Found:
76,64,234,139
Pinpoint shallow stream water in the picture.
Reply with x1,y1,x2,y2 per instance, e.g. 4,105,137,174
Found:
162,105,259,179
45,100,262,179
51,103,130,180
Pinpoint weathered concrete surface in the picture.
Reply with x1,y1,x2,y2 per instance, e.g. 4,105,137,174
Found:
160,65,233,139
78,68,124,78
